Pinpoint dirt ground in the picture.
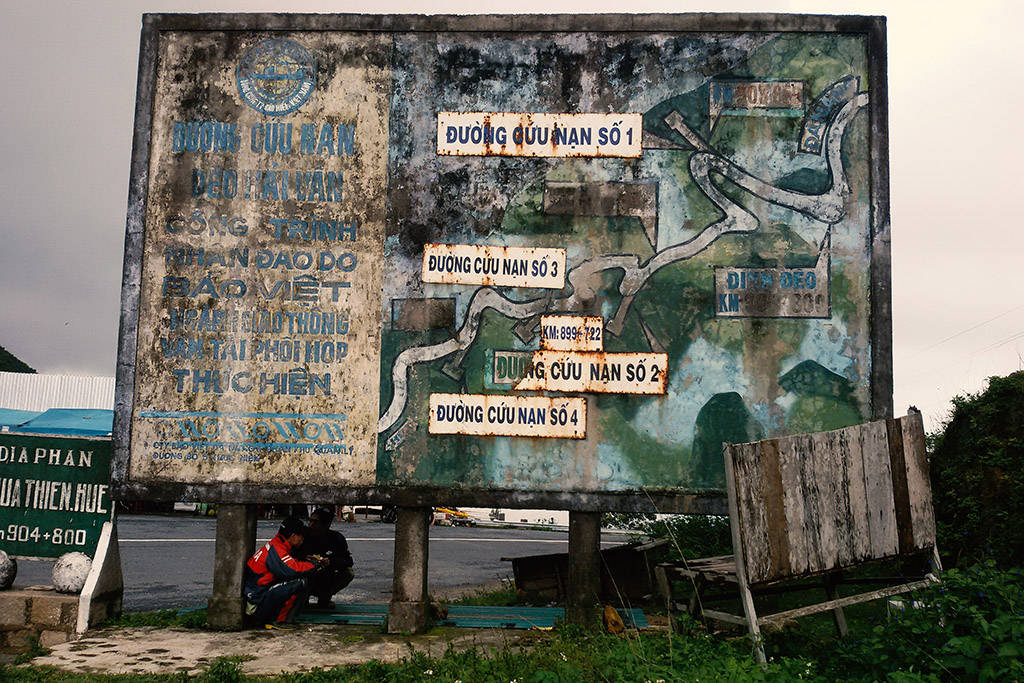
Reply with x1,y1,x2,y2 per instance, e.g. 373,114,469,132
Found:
25,623,529,676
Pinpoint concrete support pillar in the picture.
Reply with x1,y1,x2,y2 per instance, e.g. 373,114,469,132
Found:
387,506,431,633
207,504,258,629
566,510,602,628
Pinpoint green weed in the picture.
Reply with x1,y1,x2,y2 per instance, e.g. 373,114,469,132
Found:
12,637,49,665
5,563,1022,682
816,561,1024,682
99,608,207,630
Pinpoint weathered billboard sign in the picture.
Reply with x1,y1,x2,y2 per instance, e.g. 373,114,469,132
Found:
115,14,890,513
0,433,112,559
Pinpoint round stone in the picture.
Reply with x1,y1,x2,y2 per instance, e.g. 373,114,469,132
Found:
0,551,17,589
52,552,92,594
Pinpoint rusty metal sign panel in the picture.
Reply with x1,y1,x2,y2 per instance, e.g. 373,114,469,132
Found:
709,81,804,118
422,244,566,289
117,14,890,510
428,394,586,438
540,316,604,352
515,351,668,395
437,112,642,157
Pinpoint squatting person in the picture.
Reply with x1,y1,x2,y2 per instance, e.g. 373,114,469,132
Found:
295,506,354,608
243,516,324,629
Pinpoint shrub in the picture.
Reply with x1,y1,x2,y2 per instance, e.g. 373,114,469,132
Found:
606,512,733,561
822,561,1024,682
929,371,1024,567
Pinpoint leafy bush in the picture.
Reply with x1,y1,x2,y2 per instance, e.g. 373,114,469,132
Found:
929,371,1024,567
606,512,733,561
819,561,1024,682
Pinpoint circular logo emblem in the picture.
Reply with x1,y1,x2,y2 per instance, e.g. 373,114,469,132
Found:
236,39,315,116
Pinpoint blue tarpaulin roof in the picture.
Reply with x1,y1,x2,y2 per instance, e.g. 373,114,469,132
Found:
8,408,113,436
0,408,43,430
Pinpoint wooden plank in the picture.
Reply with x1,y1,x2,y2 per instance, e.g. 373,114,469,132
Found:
826,427,855,568
683,555,735,570
887,418,915,556
664,566,739,585
759,439,791,582
810,430,840,571
654,565,673,610
700,608,751,626
756,577,936,624
730,442,772,583
900,413,937,549
778,433,809,575
798,433,828,574
723,444,763,663
862,420,899,558
844,423,873,562
724,446,748,584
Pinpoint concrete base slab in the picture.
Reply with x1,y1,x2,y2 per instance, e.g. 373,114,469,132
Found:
26,624,526,675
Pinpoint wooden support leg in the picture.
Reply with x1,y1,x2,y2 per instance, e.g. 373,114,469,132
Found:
930,546,943,576
824,573,848,636
654,565,672,612
737,578,766,666
725,447,765,665
686,572,707,616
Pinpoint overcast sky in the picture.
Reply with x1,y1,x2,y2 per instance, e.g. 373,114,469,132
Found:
1,0,1020,432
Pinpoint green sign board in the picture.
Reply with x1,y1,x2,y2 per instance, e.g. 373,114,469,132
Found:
0,432,112,559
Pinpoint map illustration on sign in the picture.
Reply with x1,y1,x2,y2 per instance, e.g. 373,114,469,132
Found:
377,32,875,493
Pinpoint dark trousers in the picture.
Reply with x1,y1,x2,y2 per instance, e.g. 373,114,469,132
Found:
251,577,311,625
309,566,354,601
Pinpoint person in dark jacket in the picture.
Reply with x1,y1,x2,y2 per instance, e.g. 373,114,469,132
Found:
243,516,323,629
295,507,354,609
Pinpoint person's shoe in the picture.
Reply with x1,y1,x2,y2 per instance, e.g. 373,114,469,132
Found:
316,598,335,610
265,622,297,631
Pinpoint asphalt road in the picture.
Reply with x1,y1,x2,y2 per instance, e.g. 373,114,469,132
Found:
13,514,628,612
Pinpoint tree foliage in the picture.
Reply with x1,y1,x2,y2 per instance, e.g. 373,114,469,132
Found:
0,344,35,373
930,371,1024,567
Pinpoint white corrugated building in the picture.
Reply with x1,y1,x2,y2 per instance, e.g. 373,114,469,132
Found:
0,371,115,411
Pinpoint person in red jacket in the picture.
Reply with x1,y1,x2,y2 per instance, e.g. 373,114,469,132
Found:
243,516,323,629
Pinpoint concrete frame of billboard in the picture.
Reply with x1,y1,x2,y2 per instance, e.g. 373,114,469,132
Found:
113,13,890,631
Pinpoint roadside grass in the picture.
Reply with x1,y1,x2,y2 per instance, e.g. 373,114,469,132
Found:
444,579,518,607
99,607,209,629
5,561,1021,682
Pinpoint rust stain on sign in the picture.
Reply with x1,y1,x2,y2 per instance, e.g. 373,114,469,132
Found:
436,112,642,158
540,315,604,352
422,243,566,289
515,351,668,395
428,393,586,438
709,80,804,118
